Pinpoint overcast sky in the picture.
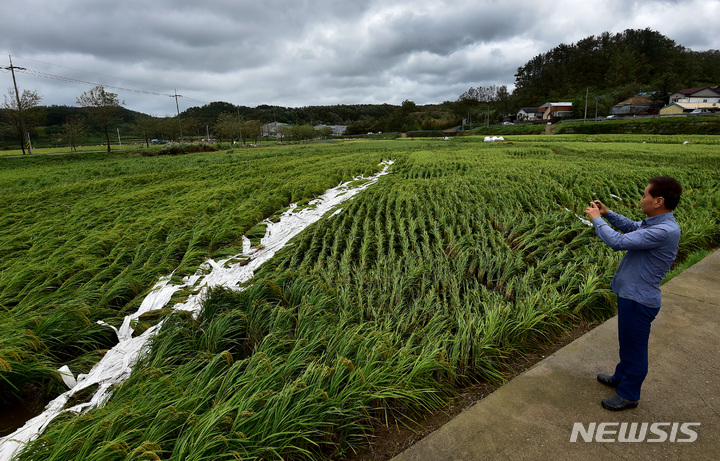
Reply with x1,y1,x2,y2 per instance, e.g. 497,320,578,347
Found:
2,0,719,116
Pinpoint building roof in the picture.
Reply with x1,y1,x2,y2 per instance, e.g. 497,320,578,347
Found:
661,102,719,110
539,102,573,108
671,87,720,97
676,87,710,95
615,97,653,106
261,122,290,130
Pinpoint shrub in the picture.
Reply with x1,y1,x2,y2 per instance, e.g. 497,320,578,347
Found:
556,116,720,135
158,142,187,155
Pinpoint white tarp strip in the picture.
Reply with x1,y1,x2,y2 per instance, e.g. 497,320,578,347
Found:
0,160,393,460
558,203,593,227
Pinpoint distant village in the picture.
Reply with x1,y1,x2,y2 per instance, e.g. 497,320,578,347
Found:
259,122,350,139
259,85,720,139
515,86,720,123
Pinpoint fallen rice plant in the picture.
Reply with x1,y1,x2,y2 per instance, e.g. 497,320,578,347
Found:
2,136,719,459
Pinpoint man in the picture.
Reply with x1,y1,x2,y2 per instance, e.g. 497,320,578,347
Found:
584,176,682,411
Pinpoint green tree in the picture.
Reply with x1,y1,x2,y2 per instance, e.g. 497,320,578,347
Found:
60,115,86,151
400,99,417,114
318,125,333,138
76,86,124,153
454,86,501,128
240,120,262,144
181,117,202,142
2,88,44,154
496,85,511,118
214,112,242,143
134,115,157,147
290,124,316,141
160,116,183,142
509,28,720,109
276,124,292,142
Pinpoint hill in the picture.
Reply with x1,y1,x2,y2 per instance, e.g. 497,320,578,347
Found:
511,28,720,113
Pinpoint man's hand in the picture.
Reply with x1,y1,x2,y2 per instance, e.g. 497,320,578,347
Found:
593,200,609,215
584,201,603,220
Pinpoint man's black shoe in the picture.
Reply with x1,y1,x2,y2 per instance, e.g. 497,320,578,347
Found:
601,394,638,411
597,374,619,388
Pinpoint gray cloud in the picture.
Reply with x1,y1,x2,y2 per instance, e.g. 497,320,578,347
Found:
2,0,719,116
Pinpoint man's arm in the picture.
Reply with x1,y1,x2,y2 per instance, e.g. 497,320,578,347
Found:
585,201,644,248
604,210,641,234
592,218,668,251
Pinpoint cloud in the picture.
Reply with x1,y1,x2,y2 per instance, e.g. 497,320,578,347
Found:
2,0,719,115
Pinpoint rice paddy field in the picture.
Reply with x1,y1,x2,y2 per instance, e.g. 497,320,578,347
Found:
1,135,719,459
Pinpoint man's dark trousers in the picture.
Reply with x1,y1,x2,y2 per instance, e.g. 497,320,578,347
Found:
612,297,660,401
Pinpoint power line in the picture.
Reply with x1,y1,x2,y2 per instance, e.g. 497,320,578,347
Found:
4,56,209,105
19,67,168,96
12,55,173,93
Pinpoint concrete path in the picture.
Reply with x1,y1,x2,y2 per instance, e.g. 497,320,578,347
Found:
394,250,720,461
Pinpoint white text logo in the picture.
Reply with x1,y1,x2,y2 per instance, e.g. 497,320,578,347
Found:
570,422,700,442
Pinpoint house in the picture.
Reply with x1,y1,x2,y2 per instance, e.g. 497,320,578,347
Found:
659,101,719,115
610,97,654,116
314,124,348,136
668,87,720,105
539,102,573,120
516,107,542,121
261,122,291,138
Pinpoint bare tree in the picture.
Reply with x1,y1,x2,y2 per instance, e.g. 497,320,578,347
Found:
76,86,124,153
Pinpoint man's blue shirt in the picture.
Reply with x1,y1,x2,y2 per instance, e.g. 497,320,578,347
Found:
592,211,680,308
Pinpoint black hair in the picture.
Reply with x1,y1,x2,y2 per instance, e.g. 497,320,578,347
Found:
648,176,682,210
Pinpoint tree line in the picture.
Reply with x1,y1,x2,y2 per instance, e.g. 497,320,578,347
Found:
1,95,467,150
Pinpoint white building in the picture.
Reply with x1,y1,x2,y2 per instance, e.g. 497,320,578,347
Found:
538,102,574,120
314,124,348,136
261,122,291,138
516,107,541,121
668,87,720,104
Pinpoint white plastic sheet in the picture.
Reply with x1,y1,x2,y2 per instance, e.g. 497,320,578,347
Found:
0,160,393,460
559,203,593,227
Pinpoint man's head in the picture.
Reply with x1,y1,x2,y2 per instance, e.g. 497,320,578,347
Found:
641,176,682,216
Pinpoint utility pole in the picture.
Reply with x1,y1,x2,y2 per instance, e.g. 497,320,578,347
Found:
170,89,183,141
5,55,31,154
584,88,589,123
595,96,599,120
